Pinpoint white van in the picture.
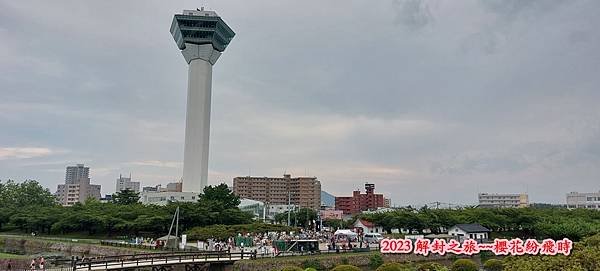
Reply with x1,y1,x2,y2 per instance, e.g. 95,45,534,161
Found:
364,233,384,243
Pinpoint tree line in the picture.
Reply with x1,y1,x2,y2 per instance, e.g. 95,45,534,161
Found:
2,179,599,242
0,180,253,236
359,205,600,241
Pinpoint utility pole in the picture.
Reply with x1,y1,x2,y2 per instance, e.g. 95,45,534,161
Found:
287,191,291,226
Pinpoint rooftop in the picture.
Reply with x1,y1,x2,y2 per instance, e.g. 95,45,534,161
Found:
453,223,491,233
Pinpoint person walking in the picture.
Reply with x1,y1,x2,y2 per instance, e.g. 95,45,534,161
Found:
29,259,36,271
39,257,46,271
6,260,12,270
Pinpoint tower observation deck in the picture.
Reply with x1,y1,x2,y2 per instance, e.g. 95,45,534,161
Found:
170,9,235,193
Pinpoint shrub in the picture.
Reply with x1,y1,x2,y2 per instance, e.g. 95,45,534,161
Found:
369,253,384,269
305,269,318,271
450,259,478,271
340,257,349,265
330,265,361,271
482,259,503,271
282,266,303,271
417,262,448,271
376,263,415,271
303,259,322,271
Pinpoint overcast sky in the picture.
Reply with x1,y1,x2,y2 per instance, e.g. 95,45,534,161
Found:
1,0,599,205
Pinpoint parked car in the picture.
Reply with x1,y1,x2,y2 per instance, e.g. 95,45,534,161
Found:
364,233,384,243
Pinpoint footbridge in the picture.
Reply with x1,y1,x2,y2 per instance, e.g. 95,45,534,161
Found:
72,250,254,271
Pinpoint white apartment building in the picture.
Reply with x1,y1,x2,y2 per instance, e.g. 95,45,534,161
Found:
478,193,529,208
566,191,600,210
116,174,140,193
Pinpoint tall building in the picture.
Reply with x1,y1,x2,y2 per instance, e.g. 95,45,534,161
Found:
478,193,529,208
55,164,101,206
115,174,140,192
335,183,385,214
566,191,600,209
233,174,321,210
65,164,89,184
170,9,235,193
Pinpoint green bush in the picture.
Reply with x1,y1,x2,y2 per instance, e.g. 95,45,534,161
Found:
340,257,349,265
376,263,414,271
369,253,384,269
305,269,318,271
417,262,448,271
482,259,503,271
330,265,361,271
450,259,478,271
281,266,303,271
302,259,322,271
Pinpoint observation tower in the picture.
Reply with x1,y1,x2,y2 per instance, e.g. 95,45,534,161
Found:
170,9,235,193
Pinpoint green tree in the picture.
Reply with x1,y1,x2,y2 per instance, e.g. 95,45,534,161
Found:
450,259,478,271
274,208,317,228
198,183,240,209
112,189,140,205
369,253,384,270
331,265,361,271
0,179,57,208
376,263,414,271
302,259,322,271
417,262,448,271
482,259,503,271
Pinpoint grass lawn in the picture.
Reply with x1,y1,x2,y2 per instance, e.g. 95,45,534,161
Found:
0,233,108,244
0,252,28,259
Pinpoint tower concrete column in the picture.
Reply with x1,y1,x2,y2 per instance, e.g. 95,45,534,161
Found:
181,43,221,193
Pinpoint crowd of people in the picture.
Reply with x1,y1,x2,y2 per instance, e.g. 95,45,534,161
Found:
194,229,375,256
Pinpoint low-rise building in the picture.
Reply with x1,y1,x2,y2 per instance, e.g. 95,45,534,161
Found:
267,204,297,218
353,219,384,234
239,199,266,219
139,191,198,205
478,193,529,208
320,209,344,220
448,224,490,242
566,191,600,209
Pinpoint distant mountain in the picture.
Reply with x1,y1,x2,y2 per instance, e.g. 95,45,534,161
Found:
321,190,335,207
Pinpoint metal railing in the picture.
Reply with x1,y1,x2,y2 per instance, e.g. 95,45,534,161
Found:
71,244,381,270
72,250,252,270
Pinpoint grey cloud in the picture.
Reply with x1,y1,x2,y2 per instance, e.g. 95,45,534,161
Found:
392,0,434,30
1,0,599,203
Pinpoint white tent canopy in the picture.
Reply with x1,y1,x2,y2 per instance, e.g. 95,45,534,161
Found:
334,229,358,237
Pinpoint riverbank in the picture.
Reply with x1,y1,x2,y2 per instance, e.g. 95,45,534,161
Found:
0,252,28,259
0,235,153,257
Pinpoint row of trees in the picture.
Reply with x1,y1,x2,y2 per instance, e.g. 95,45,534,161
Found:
0,180,253,236
2,179,599,242
360,206,600,241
